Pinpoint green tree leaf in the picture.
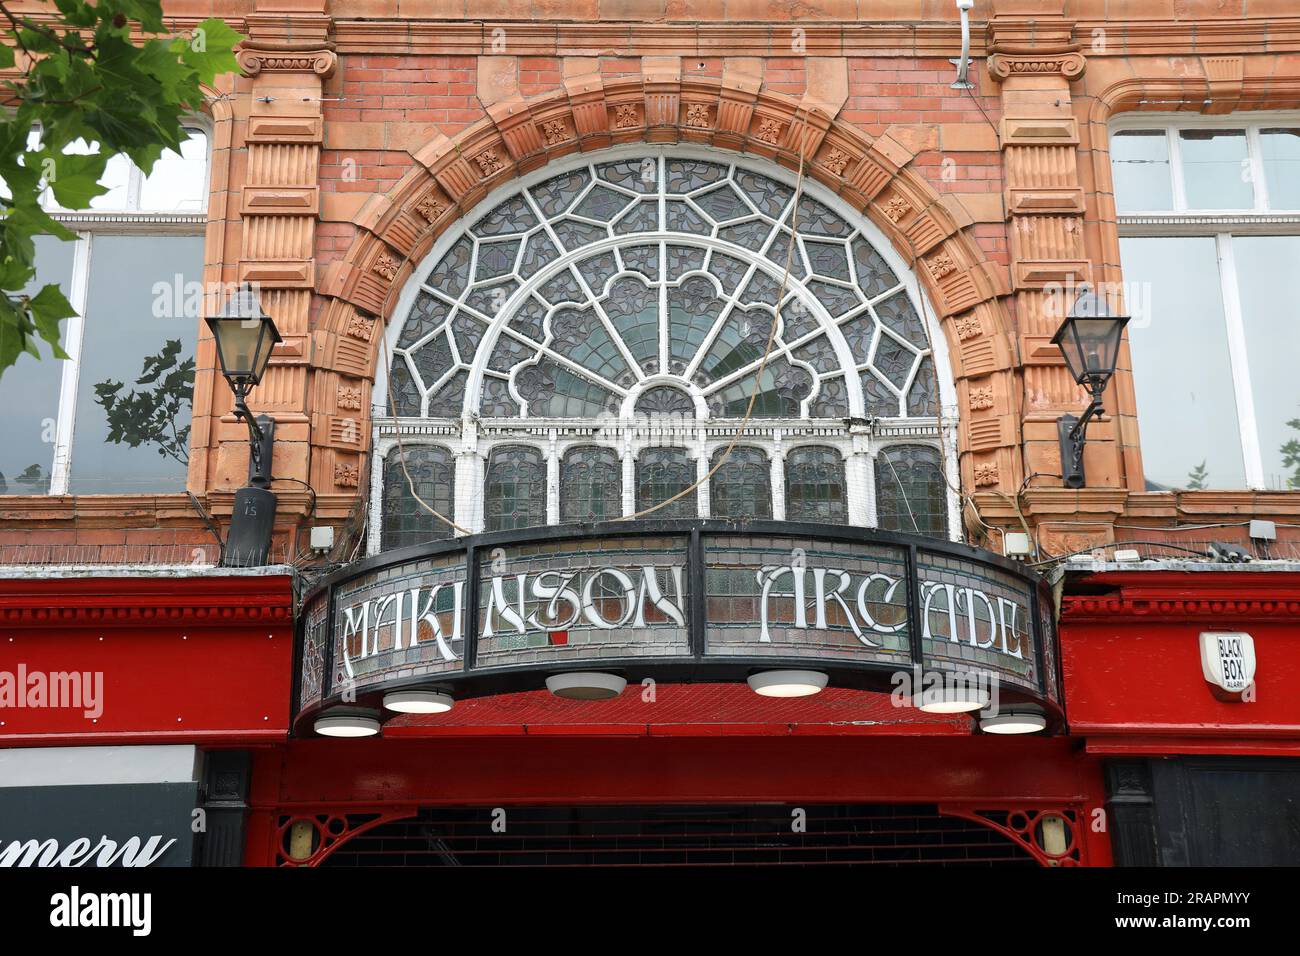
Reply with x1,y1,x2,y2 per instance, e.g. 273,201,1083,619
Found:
0,2,243,380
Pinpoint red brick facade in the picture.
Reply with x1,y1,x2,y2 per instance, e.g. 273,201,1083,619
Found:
1,0,1297,561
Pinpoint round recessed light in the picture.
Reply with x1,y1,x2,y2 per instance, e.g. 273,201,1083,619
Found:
545,672,627,700
747,670,828,698
313,712,381,738
979,711,1047,735
383,690,454,714
915,686,990,714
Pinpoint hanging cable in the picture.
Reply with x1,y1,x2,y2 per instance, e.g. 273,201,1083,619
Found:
622,119,811,520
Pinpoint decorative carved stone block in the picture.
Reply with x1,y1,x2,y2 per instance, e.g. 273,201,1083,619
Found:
614,104,639,129
415,195,445,223
884,197,910,223
756,118,783,144
334,462,360,487
823,148,850,176
372,254,399,281
954,314,982,340
475,147,505,176
928,254,957,280
337,385,363,411
541,119,569,145
684,104,711,129
346,311,376,341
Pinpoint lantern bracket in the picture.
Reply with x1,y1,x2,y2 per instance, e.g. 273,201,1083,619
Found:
1057,398,1105,490
231,385,275,488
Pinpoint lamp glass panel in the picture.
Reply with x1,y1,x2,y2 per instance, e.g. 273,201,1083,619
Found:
1120,236,1246,490
1069,317,1124,377
1233,235,1300,490
214,318,265,379
69,234,203,494
250,320,278,382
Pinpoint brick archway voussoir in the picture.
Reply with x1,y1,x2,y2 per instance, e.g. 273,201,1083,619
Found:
313,74,1020,500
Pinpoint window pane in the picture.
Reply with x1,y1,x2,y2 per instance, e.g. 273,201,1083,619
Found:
1111,130,1173,212
1233,236,1300,489
784,446,847,522
1179,129,1253,210
88,153,132,211
0,236,75,494
1260,128,1300,210
68,234,203,494
875,445,948,537
635,447,697,518
381,446,456,550
560,446,622,522
484,445,547,531
140,130,209,212
1120,236,1246,489
709,447,772,520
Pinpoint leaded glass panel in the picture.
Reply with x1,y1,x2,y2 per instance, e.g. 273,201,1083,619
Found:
485,445,548,531
785,446,847,522
709,447,773,520
636,447,697,519
875,445,948,538
382,446,456,550
560,446,623,523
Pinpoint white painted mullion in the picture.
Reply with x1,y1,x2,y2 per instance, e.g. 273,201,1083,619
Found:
1215,233,1265,488
770,433,786,521
1247,124,1269,212
546,428,560,524
621,434,635,516
1169,128,1187,213
125,163,143,211
48,232,92,496
658,158,669,375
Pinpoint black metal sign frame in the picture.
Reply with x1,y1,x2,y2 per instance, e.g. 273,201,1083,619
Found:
293,519,1059,733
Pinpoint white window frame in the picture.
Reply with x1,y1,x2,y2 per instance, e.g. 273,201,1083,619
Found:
30,124,211,496
1111,112,1300,224
368,145,964,552
1113,111,1300,491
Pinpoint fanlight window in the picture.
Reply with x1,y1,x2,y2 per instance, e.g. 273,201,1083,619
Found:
374,150,954,547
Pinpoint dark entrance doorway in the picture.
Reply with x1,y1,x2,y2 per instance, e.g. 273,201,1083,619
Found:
322,803,1038,867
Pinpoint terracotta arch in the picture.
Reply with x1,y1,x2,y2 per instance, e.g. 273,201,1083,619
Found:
312,72,1018,502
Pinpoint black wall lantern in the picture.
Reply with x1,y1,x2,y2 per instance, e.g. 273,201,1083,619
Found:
206,284,282,566
1051,284,1129,489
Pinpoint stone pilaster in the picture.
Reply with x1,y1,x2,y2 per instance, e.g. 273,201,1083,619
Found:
988,11,1123,500
212,6,339,514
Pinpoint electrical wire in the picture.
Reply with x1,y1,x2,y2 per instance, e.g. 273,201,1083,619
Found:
1025,539,1212,568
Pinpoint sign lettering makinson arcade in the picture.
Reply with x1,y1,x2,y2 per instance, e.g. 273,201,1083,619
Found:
294,521,1062,731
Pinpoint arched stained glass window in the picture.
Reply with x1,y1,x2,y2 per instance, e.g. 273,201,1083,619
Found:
636,447,697,519
373,148,957,551
484,445,547,532
709,447,772,520
560,446,623,523
381,446,456,550
784,446,847,523
385,153,936,422
875,445,948,538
